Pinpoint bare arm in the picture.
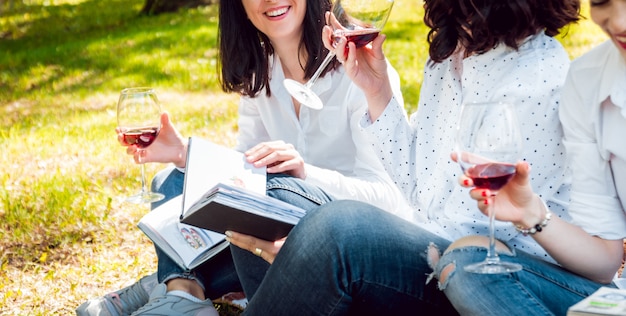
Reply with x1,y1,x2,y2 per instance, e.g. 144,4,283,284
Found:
460,160,623,283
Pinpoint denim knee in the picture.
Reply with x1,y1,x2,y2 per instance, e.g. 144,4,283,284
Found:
265,173,334,211
433,245,518,290
150,166,184,209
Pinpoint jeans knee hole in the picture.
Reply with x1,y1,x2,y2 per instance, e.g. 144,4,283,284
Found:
438,262,455,290
427,242,441,269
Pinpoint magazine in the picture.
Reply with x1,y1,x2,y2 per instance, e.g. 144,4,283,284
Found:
568,287,626,316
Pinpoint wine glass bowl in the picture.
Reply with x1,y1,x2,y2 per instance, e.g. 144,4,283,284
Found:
283,0,394,110
455,101,523,274
117,87,165,204
120,127,160,149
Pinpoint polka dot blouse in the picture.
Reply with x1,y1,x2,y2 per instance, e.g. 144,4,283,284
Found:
360,32,572,262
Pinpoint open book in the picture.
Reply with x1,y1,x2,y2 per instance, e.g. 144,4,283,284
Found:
137,137,266,270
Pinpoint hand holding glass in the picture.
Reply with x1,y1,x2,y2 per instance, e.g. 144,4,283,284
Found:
283,0,394,110
455,101,523,274
117,87,165,204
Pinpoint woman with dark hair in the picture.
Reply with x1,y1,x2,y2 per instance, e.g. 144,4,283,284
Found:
225,0,582,314
76,0,408,315
439,0,626,314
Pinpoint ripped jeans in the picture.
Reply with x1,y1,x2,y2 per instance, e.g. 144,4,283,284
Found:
438,242,610,315
243,200,459,315
242,199,609,315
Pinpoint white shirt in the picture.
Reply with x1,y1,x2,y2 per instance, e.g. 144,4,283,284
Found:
235,54,411,215
559,40,626,240
361,33,572,261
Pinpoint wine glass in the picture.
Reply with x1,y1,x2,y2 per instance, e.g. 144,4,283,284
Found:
283,0,394,110
455,101,523,274
117,87,165,204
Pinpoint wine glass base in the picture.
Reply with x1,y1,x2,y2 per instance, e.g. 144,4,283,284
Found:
464,261,523,274
283,79,324,110
125,192,165,204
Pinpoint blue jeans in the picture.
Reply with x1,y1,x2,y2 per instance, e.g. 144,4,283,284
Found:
230,173,335,298
438,244,612,315
151,167,333,299
243,200,459,315
150,166,241,298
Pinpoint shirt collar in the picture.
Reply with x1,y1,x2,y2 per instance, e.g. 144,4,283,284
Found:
603,45,626,118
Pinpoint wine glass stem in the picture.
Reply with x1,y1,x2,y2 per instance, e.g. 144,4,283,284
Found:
304,51,337,89
138,150,149,196
486,194,500,264
139,164,149,195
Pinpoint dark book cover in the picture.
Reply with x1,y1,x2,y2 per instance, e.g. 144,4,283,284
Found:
180,183,305,241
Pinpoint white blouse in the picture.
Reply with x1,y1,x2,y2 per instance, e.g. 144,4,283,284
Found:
361,33,572,261
234,54,410,215
559,40,626,240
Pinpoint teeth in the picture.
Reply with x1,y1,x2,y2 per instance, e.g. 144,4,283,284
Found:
266,7,288,17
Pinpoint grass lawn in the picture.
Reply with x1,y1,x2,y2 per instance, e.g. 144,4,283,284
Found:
0,0,606,314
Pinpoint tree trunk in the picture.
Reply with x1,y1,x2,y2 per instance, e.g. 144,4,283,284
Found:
140,0,217,15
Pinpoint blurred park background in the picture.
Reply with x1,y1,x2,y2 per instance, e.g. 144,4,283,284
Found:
0,0,605,314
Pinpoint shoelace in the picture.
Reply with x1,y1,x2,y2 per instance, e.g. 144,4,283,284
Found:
107,282,150,314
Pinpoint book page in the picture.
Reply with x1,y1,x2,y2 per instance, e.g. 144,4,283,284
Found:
138,195,227,269
182,137,266,216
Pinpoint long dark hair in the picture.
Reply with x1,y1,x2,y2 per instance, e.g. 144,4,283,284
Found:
423,0,581,63
218,0,338,97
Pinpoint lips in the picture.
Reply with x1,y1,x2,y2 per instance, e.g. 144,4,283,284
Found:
265,6,289,17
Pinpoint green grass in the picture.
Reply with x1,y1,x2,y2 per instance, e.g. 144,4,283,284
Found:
0,0,607,314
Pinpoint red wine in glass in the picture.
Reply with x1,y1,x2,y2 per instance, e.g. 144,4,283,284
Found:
283,0,395,110
455,101,523,274
334,28,381,48
465,162,516,191
121,127,160,148
117,87,165,204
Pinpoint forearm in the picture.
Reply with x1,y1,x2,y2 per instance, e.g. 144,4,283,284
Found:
365,79,394,122
531,214,623,283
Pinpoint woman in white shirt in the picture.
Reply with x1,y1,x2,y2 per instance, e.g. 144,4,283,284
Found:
437,0,626,314
76,0,407,315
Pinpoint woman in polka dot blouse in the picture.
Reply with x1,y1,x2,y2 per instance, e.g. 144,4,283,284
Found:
440,0,626,314
227,0,586,315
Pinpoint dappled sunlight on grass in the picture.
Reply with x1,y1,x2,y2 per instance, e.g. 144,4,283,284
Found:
0,0,610,314
0,0,220,102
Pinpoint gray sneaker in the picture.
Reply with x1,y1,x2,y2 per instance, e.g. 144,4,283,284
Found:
76,273,159,316
130,291,218,316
